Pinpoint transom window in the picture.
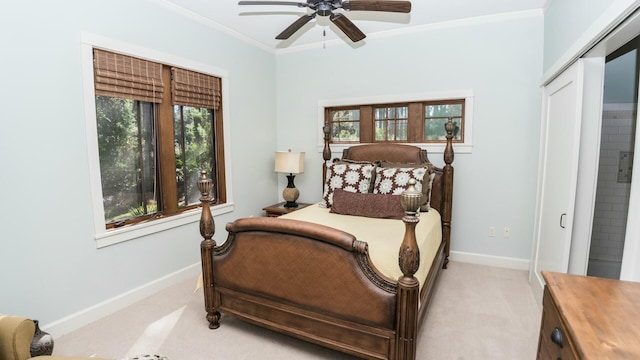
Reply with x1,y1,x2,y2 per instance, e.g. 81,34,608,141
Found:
327,99,464,144
329,108,360,142
375,105,408,141
424,100,464,142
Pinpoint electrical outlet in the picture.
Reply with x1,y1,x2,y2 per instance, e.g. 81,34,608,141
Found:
488,226,496,237
503,227,511,238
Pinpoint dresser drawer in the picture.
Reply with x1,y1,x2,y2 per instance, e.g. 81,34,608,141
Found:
537,288,576,360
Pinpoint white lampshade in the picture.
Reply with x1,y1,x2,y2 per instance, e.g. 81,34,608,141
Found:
274,150,305,174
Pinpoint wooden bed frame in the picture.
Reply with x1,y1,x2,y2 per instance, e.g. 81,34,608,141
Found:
198,122,455,360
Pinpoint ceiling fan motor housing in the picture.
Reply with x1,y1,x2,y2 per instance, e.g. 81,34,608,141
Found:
316,1,333,16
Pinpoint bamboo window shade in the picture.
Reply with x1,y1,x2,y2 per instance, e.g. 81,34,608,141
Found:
171,67,221,110
93,49,164,103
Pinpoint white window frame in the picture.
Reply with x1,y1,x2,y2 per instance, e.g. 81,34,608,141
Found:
317,90,474,154
80,33,234,248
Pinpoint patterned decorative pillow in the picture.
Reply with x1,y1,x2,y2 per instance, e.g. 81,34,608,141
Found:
378,162,436,212
321,162,375,207
373,166,428,195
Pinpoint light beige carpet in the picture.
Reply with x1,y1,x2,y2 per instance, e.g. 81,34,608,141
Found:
53,262,541,359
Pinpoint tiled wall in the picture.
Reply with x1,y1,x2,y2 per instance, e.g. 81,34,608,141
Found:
589,103,636,263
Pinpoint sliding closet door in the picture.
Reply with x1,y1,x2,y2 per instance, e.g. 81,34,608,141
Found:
534,61,584,270
531,61,585,301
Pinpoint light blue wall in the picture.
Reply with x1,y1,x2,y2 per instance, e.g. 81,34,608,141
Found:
0,1,574,330
0,0,277,324
543,0,630,73
276,14,544,261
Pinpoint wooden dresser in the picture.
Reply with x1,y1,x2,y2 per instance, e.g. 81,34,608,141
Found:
537,271,640,359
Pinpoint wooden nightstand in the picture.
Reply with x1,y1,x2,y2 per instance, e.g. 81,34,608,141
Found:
263,202,311,217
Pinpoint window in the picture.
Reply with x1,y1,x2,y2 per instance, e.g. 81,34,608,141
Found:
92,49,226,231
326,99,465,145
424,100,464,142
329,108,360,142
375,105,408,141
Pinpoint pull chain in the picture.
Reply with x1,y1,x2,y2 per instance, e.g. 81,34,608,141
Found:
323,29,326,49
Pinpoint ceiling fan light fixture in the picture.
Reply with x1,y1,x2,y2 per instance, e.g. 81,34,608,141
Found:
238,0,412,43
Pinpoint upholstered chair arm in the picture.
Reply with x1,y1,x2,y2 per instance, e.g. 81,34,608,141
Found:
0,315,36,360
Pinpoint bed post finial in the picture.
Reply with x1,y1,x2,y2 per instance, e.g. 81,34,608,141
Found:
444,118,455,166
322,123,332,190
399,179,421,276
198,169,215,241
396,179,420,360
198,170,221,329
322,124,331,162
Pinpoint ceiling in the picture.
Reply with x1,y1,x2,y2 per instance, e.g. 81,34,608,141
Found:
162,0,548,51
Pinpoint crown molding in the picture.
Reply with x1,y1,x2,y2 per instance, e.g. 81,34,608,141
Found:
276,9,544,55
152,0,276,54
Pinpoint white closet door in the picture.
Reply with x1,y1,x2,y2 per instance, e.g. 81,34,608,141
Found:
531,61,585,300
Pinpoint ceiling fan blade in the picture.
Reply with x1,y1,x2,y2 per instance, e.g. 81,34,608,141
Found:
276,13,316,39
330,13,366,42
238,1,306,7
342,0,411,13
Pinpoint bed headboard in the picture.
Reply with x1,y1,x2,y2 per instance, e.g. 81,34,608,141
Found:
341,143,428,164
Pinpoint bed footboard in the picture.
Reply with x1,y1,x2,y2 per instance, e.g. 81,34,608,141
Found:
198,174,429,360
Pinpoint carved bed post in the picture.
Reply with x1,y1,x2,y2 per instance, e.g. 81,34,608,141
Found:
396,179,422,360
322,123,332,189
197,170,220,329
441,119,455,268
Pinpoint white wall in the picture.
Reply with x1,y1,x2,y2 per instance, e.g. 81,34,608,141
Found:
0,0,277,327
275,13,544,262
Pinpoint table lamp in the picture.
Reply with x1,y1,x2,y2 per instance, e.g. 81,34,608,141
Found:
274,149,305,208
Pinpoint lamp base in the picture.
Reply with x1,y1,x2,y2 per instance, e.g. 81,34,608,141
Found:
282,174,300,208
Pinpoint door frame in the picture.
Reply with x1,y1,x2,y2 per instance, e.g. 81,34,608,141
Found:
585,10,640,282
620,77,640,281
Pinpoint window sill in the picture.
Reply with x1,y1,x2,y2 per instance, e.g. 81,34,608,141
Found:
95,202,234,248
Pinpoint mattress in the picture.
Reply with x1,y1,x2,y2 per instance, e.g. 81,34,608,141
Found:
282,204,442,288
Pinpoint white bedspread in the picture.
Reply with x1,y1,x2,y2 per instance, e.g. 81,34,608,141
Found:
282,204,442,288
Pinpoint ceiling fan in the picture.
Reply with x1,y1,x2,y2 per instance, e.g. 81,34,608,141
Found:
238,0,412,43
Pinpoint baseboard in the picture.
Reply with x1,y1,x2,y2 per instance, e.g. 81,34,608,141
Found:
450,251,530,271
41,262,201,338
